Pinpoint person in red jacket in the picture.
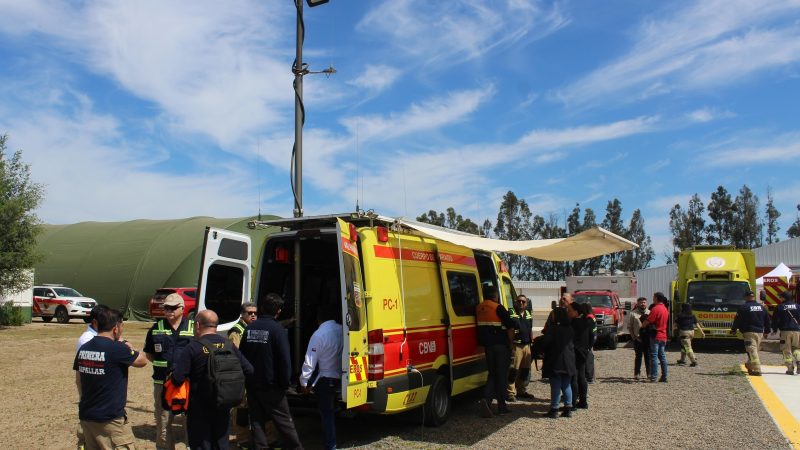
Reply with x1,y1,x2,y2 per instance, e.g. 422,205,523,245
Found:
641,292,669,382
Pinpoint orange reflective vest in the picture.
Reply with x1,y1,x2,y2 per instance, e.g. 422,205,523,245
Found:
476,300,507,346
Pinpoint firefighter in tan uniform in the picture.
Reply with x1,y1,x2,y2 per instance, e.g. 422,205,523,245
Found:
476,285,517,417
730,289,770,376
228,302,258,448
771,291,800,375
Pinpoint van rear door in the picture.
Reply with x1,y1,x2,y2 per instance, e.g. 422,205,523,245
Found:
436,241,483,394
197,227,252,330
336,218,368,408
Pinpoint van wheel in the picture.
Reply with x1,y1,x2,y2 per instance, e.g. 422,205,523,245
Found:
607,333,618,350
424,375,450,427
41,316,53,323
55,306,70,324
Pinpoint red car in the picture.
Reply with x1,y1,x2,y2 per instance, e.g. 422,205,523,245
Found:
148,288,198,320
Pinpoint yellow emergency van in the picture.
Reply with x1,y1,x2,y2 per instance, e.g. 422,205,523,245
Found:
196,212,634,425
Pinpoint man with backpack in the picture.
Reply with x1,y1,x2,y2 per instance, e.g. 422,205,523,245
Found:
172,309,253,449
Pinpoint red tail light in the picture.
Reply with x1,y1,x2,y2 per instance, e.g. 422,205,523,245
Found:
367,328,384,381
275,246,289,263
377,226,389,243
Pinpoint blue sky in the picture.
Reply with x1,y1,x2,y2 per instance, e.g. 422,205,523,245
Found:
1,0,799,262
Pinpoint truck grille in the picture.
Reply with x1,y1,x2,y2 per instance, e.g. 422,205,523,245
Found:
700,320,733,329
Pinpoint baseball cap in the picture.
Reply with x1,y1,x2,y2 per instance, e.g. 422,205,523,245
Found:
163,293,185,307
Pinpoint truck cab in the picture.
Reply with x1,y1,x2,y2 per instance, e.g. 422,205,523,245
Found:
573,290,623,349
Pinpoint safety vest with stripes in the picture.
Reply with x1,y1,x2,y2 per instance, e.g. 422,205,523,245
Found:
146,318,194,383
509,308,532,344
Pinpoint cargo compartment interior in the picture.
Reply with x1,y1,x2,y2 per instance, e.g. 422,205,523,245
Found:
256,233,345,380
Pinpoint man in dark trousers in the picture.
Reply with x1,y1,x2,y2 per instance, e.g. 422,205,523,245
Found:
507,295,534,401
75,307,148,449
730,289,771,376
239,293,304,450
475,285,517,417
172,309,253,450
772,290,800,375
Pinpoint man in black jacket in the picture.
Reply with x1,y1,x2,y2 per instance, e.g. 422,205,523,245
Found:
730,289,770,376
239,293,303,450
172,310,253,450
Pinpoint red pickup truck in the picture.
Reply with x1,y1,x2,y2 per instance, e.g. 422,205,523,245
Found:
573,290,624,349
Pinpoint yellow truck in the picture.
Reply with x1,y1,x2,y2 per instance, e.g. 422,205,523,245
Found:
671,246,756,340
195,212,634,425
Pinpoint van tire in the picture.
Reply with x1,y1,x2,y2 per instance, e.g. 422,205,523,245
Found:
41,316,53,323
55,306,70,324
607,333,618,350
424,375,450,427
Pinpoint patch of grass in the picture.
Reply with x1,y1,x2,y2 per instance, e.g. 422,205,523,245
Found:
727,365,746,376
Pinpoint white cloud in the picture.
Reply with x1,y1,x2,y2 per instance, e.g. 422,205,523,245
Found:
518,116,659,150
686,107,735,123
358,0,568,67
644,158,670,173
557,0,800,105
346,64,402,94
340,85,496,143
578,152,628,171
700,132,800,167
0,1,296,149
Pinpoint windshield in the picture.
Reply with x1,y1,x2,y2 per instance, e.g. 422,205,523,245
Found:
687,281,751,306
574,294,612,308
54,287,82,297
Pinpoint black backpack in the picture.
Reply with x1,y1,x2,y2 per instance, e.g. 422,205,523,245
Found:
198,337,246,409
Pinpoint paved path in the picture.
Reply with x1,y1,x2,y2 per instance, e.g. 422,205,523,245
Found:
745,365,800,449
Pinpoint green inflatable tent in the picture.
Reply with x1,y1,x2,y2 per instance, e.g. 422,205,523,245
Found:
34,216,277,321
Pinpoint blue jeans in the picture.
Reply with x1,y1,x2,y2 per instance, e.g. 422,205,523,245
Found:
315,377,338,450
649,339,668,380
549,375,573,409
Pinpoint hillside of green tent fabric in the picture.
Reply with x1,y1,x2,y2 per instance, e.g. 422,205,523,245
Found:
34,216,278,321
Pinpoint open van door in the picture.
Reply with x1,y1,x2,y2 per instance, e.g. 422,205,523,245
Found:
336,218,369,408
197,227,252,330
436,241,484,395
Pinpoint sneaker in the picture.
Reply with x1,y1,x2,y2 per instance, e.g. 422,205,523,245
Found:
543,408,559,418
648,377,657,383
505,395,517,402
676,360,686,365
576,402,588,409
560,407,572,418
786,368,795,375
690,361,698,367
634,373,640,380
658,377,667,383
749,371,762,376
517,392,535,399
478,399,493,418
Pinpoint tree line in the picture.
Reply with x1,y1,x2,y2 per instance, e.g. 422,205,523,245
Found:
417,191,654,281
667,184,800,263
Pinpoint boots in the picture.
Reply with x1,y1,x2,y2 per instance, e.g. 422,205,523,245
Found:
560,406,572,418
543,408,559,418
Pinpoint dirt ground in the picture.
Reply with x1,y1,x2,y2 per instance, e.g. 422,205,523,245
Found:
0,320,792,450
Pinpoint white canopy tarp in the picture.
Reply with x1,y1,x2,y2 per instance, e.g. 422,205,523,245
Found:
756,262,793,285
395,218,638,262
